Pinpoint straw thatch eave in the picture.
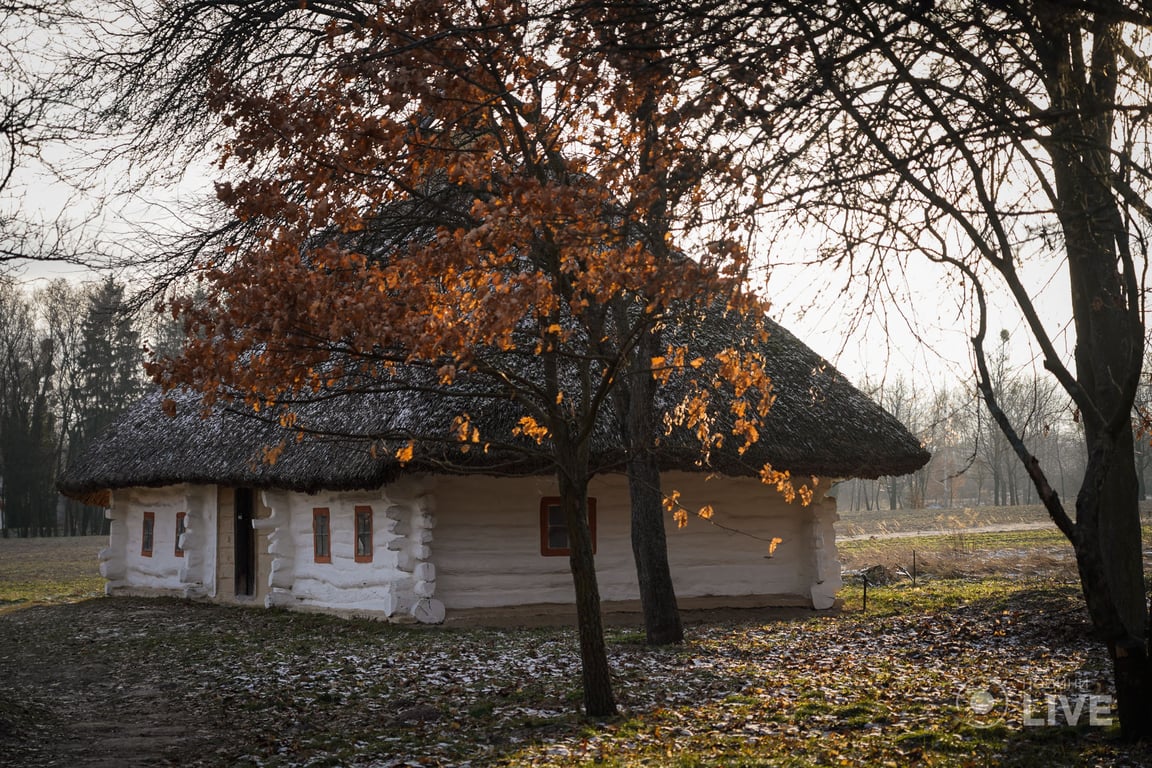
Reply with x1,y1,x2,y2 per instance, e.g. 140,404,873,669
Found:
58,312,928,503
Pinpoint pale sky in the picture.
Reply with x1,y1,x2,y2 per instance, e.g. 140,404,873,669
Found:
5,139,1077,395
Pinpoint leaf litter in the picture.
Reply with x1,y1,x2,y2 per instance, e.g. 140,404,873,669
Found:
0,578,1147,767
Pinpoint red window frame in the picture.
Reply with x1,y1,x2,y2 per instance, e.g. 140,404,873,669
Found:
174,512,187,557
141,511,155,557
539,497,596,556
354,506,373,563
313,508,332,563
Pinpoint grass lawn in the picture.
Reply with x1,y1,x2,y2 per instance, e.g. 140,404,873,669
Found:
0,518,1149,767
0,535,104,611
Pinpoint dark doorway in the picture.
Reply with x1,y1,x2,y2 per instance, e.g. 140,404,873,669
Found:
234,488,256,597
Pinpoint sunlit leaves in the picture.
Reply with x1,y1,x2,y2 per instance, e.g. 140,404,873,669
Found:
513,415,550,444
759,470,815,507
452,414,481,453
149,0,808,511
261,440,286,466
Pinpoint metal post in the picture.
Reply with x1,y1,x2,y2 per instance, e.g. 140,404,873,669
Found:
912,550,917,588
861,573,868,613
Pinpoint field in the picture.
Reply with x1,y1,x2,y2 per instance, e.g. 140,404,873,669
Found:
0,535,105,611
837,503,1057,538
0,511,1150,767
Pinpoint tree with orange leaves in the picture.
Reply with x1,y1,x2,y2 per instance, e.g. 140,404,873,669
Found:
150,1,783,716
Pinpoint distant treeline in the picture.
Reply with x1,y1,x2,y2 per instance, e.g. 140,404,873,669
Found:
4,280,1147,530
0,277,181,537
835,334,1152,512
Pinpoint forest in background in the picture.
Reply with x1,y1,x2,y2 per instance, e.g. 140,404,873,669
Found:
0,276,179,537
839,337,1152,513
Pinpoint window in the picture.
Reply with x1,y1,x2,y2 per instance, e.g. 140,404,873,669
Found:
354,506,373,563
141,512,155,557
313,508,331,563
539,497,596,556
174,512,187,557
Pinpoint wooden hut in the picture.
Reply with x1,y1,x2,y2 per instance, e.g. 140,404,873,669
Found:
59,314,928,623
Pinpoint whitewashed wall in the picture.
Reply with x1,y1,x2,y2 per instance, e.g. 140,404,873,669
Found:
261,478,444,623
101,484,218,597
430,471,839,610
103,469,840,619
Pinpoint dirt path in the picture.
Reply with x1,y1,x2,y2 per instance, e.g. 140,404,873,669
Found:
0,600,226,768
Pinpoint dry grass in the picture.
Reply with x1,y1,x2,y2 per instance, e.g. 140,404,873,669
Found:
839,523,1152,587
0,535,105,610
837,503,1057,538
838,500,1152,538
837,503,1152,584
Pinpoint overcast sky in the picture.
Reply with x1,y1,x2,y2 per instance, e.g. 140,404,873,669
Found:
4,135,1075,395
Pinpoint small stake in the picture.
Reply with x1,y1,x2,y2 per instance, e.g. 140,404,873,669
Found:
912,550,917,588
861,573,868,613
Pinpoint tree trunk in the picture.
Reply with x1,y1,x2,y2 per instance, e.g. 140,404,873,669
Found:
556,466,617,717
1073,428,1152,740
626,456,683,644
1046,24,1152,728
624,328,683,645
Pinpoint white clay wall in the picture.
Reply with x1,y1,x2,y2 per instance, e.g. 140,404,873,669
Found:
104,470,841,619
430,471,839,610
101,484,219,597
260,478,442,622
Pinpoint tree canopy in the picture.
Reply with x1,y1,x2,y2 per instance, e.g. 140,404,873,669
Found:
145,0,804,716
741,0,1152,739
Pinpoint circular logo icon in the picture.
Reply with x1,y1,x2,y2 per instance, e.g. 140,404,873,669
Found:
956,682,1008,728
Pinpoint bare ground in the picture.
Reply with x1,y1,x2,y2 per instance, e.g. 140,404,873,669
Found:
0,600,234,767
0,521,1148,767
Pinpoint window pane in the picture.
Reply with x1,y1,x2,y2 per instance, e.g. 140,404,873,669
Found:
540,497,595,556
546,504,568,549
142,514,154,556
548,525,568,549
314,512,330,559
356,523,368,556
354,508,372,561
547,505,564,528
175,513,186,556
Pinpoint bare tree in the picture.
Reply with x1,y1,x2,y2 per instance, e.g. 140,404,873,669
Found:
59,1,375,291
743,0,1152,738
0,1,101,271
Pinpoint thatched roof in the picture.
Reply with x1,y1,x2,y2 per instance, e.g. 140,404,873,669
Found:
58,313,928,505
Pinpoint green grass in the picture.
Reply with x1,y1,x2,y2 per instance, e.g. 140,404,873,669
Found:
839,526,1072,553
